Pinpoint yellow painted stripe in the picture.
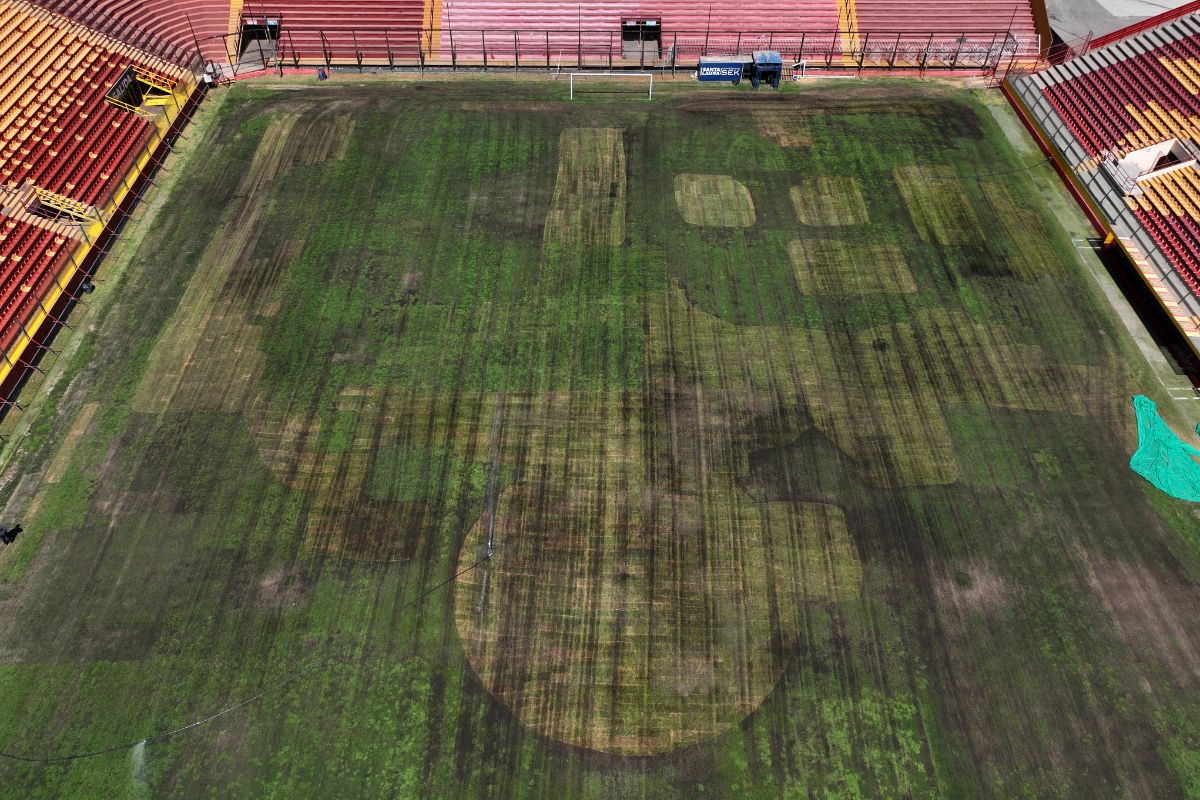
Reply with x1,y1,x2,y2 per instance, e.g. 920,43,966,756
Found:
836,0,859,61
423,0,442,57
228,0,244,38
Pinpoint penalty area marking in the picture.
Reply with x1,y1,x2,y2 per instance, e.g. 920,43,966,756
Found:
568,72,653,100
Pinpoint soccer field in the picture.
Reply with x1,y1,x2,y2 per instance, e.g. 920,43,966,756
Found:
2,77,1199,798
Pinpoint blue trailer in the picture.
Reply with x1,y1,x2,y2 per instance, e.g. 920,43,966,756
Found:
697,52,783,89
697,55,751,84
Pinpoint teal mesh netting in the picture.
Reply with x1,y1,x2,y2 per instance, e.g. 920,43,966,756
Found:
1130,394,1200,501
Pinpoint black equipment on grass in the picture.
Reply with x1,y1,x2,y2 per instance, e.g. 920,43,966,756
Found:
750,51,783,89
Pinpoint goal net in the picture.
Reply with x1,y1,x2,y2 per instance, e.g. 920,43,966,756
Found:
568,72,653,100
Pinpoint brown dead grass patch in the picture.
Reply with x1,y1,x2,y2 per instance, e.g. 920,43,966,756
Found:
790,176,869,226
247,389,428,563
674,174,756,228
789,238,916,296
543,128,626,246
292,113,355,165
44,402,98,484
1080,548,1200,685
456,467,861,754
133,116,303,414
648,283,958,487
913,307,1113,415
428,390,863,754
753,110,812,148
934,564,1011,617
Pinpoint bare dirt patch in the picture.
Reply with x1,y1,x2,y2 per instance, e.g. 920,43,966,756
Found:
460,101,560,113
544,128,626,246
400,272,421,305
1079,548,1200,685
44,402,98,484
674,174,756,228
893,165,984,245
253,567,312,609
790,176,869,226
789,238,916,296
933,563,1011,616
292,113,355,165
753,110,813,148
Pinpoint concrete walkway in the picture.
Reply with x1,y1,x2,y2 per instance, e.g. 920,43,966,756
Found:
1046,0,1194,42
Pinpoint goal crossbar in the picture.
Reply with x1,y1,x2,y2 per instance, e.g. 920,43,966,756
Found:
568,72,653,99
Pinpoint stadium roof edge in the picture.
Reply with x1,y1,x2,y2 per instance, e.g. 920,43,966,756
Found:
1087,0,1200,50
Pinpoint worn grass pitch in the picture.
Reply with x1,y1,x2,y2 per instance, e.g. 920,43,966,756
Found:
894,164,985,245
674,174,756,227
788,237,915,295
0,79,1198,799
790,176,869,226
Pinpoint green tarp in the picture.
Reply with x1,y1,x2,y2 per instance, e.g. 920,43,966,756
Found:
1130,394,1200,501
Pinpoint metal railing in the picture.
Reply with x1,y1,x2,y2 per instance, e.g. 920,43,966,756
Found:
221,25,1036,73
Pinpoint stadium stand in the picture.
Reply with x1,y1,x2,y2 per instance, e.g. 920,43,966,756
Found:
429,0,1043,60
261,1,430,64
29,0,232,64
1006,6,1200,355
0,219,73,374
853,0,1043,57
0,0,202,409
429,0,838,32
29,0,1051,69
1039,18,1200,156
237,0,1046,67
428,0,842,62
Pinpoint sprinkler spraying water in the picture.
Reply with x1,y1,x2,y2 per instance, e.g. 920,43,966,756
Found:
130,740,149,800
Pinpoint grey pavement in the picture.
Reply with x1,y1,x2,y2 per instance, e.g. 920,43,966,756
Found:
1046,0,1194,42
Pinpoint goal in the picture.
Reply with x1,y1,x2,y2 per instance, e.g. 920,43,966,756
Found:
568,72,654,100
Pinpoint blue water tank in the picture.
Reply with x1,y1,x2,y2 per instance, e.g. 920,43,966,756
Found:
751,50,783,89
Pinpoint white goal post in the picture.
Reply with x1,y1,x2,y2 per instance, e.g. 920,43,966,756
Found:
568,72,653,100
